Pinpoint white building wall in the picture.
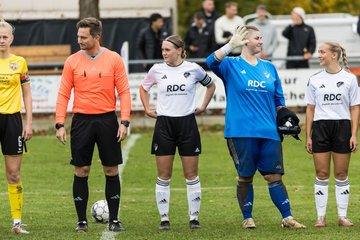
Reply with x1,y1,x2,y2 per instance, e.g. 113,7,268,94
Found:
0,0,176,19
0,0,178,33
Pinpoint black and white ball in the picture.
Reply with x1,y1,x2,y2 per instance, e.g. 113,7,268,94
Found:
91,200,109,223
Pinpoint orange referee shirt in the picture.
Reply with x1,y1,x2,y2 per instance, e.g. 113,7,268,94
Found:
55,48,131,123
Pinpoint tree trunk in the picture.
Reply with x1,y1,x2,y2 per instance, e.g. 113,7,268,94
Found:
79,0,100,19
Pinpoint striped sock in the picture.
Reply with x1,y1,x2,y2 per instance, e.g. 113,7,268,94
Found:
156,177,170,221
335,177,350,217
314,177,328,218
186,176,201,221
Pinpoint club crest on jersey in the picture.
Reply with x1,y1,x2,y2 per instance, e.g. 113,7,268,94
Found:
183,72,190,78
264,71,270,78
9,62,19,71
336,81,344,88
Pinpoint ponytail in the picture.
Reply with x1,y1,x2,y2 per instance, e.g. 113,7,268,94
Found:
340,46,350,72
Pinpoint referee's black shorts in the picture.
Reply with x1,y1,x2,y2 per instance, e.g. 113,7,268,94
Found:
151,114,201,156
311,120,351,153
70,111,122,167
0,112,23,155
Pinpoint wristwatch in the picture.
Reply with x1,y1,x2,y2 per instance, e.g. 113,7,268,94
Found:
55,123,65,130
120,120,130,128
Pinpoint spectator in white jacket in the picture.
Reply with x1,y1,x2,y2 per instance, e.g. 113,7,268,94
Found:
214,1,244,55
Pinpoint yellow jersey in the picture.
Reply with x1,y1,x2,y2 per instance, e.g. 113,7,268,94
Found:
0,54,30,114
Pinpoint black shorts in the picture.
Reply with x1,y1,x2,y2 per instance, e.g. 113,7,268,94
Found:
0,112,23,155
70,111,122,167
311,120,351,153
151,114,201,156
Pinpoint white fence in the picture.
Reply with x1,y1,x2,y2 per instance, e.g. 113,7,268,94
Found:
28,68,316,113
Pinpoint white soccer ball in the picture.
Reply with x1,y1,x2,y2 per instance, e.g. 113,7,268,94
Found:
91,200,109,223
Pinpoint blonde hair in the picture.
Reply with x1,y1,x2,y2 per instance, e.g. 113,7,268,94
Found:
323,41,350,71
0,19,15,33
164,35,187,59
244,25,259,32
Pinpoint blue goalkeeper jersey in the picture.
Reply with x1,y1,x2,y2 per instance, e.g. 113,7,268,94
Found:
206,53,285,140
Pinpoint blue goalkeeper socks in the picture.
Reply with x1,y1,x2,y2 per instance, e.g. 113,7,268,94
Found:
268,180,291,218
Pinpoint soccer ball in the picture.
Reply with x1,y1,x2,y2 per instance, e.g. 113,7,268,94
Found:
91,200,109,223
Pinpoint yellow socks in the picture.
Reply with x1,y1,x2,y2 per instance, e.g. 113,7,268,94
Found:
8,183,23,220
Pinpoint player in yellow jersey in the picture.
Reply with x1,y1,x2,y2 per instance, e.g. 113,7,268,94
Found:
0,19,32,234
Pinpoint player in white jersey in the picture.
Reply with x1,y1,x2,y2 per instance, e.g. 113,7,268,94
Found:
139,35,216,230
305,41,360,227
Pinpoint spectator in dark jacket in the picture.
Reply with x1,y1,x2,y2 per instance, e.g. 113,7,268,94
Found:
357,15,360,36
185,12,215,69
136,13,170,71
201,0,220,31
282,7,316,69
200,0,220,55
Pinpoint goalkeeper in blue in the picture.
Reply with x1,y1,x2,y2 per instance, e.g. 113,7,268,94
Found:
206,25,305,229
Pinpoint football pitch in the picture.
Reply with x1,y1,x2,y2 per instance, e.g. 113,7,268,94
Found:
1,130,360,239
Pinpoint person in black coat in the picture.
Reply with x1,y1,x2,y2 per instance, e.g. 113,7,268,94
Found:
136,13,170,71
282,7,316,69
184,12,215,69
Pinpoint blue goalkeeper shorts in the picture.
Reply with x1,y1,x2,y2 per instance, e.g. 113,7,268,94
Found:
226,138,284,177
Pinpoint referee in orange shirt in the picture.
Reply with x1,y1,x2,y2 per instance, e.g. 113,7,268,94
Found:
55,17,131,232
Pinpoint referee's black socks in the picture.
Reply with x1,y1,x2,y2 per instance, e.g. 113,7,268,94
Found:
106,175,121,222
73,175,89,222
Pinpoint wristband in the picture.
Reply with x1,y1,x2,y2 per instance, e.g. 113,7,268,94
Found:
220,43,234,56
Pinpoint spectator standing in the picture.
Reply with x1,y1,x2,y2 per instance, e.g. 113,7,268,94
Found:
249,4,278,60
200,0,220,30
357,15,360,36
214,1,244,55
282,7,316,68
185,12,215,68
136,13,170,71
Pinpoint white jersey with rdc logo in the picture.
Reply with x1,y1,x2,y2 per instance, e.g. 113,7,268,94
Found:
305,69,360,121
142,61,212,117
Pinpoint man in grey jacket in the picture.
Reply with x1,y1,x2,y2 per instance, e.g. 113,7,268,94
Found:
249,4,278,60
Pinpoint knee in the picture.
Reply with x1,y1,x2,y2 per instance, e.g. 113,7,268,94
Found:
158,173,172,180
75,166,90,177
316,171,330,180
184,172,197,180
103,166,119,176
158,169,172,180
238,176,253,183
7,171,20,184
263,174,281,183
334,172,348,181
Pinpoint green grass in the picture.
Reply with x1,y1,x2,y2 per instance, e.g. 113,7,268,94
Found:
1,131,360,239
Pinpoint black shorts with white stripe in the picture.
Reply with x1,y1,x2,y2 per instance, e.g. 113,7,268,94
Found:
311,119,351,153
151,114,201,156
